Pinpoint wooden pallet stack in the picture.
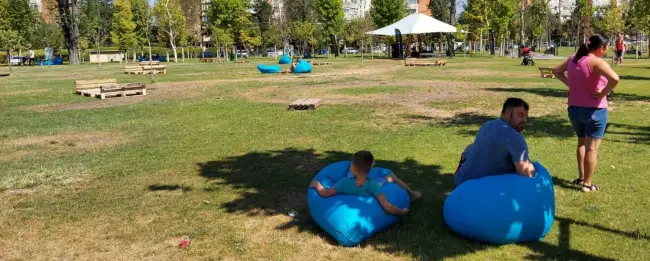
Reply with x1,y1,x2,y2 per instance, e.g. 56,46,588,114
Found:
74,78,146,99
288,99,322,110
124,64,167,74
405,58,446,67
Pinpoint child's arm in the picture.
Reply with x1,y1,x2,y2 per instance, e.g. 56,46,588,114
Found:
310,181,337,198
376,194,409,216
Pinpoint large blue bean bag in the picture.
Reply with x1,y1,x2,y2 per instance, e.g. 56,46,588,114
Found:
293,60,312,74
443,161,555,244
308,161,411,246
257,64,282,74
279,54,291,64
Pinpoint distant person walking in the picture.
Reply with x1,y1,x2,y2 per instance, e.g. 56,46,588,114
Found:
614,32,626,65
552,34,620,193
28,48,35,66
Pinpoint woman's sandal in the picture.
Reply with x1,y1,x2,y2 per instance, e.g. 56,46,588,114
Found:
581,184,601,193
571,178,584,186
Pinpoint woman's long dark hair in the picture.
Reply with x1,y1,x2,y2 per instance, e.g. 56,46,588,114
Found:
573,34,610,63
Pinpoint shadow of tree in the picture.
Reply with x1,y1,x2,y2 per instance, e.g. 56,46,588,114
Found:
606,123,650,144
486,87,650,102
619,75,650,81
193,148,619,260
148,184,192,192
437,112,575,138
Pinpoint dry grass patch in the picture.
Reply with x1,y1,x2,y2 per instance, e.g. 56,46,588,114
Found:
0,131,130,162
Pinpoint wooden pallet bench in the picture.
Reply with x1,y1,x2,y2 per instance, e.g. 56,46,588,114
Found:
124,65,144,74
77,83,146,99
312,62,332,66
139,61,160,66
405,58,446,66
538,67,555,78
75,79,117,94
0,72,10,77
234,60,250,63
288,99,322,110
199,57,224,63
142,65,167,74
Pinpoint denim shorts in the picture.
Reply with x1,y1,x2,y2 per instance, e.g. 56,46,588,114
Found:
567,106,608,139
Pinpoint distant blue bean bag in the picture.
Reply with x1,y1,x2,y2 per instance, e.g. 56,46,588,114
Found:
257,64,282,74
293,60,312,74
443,161,555,244
308,161,411,246
279,54,291,64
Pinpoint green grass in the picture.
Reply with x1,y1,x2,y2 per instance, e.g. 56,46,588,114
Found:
1,56,649,260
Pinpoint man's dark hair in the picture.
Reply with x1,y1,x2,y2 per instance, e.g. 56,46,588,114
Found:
501,98,530,115
352,150,374,174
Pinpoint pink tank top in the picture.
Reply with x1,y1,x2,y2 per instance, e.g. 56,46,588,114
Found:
567,55,608,108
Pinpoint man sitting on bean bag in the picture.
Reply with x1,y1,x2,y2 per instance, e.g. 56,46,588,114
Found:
310,151,421,215
454,98,536,186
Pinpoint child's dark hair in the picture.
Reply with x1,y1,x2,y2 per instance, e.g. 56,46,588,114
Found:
574,34,609,63
352,150,374,174
501,98,529,115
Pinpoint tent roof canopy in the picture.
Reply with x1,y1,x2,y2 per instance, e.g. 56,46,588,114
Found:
366,13,457,35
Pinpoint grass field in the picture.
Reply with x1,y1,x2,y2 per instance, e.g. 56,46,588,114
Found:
1,55,649,261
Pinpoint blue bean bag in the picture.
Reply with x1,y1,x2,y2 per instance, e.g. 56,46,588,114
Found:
279,54,291,64
257,64,282,74
443,161,555,244
307,161,411,246
293,60,312,74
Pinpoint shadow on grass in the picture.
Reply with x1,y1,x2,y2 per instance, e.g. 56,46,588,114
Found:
486,87,650,102
194,148,618,260
437,112,575,138
619,75,650,81
606,123,650,144
147,184,192,192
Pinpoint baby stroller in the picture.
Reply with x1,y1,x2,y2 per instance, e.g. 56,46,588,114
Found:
520,47,535,66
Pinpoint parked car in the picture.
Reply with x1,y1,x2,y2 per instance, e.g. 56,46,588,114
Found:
342,47,359,54
265,48,283,57
236,49,249,58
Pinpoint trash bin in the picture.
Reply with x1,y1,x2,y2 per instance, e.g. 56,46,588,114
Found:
229,53,235,61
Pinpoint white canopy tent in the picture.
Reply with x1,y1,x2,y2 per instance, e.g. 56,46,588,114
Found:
366,13,457,35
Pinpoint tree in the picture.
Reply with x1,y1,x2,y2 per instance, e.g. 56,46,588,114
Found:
112,0,137,62
131,0,150,54
252,0,273,35
154,0,187,63
57,0,81,64
489,0,518,56
526,0,549,46
461,0,490,52
572,0,596,44
315,0,345,37
79,0,113,64
0,30,20,73
371,0,407,28
7,0,36,50
284,0,315,22
628,0,650,57
291,21,317,55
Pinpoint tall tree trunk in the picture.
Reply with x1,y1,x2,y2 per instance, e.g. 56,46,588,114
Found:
7,51,12,74
133,49,137,63
182,47,185,62
58,0,81,64
164,0,178,63
447,0,456,57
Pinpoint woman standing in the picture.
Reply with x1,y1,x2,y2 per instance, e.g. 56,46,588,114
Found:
552,34,620,193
